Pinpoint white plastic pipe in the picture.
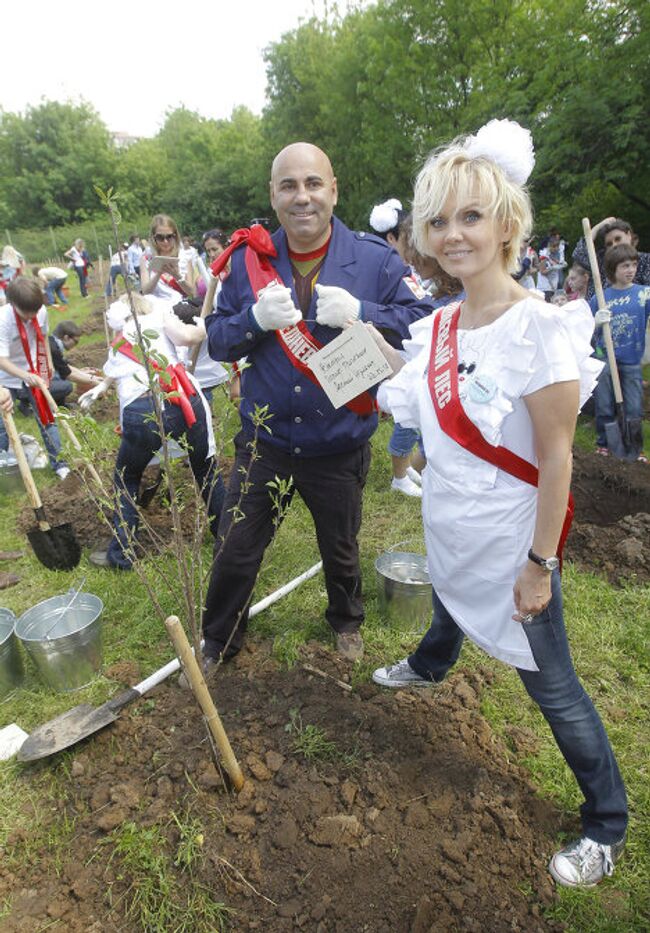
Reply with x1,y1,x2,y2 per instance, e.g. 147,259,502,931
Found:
133,561,323,696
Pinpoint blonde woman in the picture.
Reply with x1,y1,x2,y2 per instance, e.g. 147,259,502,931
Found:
140,214,196,300
370,120,627,888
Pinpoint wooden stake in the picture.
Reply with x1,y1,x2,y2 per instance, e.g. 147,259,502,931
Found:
165,616,244,792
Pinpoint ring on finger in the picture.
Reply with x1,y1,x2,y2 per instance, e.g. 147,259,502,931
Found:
520,613,535,623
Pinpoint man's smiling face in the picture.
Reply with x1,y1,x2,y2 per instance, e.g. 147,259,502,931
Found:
270,143,338,252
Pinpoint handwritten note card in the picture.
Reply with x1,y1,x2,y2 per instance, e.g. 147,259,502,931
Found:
307,322,392,409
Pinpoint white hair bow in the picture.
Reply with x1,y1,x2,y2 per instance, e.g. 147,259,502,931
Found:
464,119,535,185
369,198,403,233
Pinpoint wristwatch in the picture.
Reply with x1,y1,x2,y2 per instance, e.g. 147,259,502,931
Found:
528,548,559,572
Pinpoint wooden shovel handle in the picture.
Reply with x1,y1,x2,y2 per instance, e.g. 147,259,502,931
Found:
40,386,105,490
1,409,46,518
189,274,219,374
582,218,624,405
164,616,244,792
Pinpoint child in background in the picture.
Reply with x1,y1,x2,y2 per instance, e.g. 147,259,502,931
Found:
565,263,590,300
590,243,650,461
0,278,69,479
369,200,431,497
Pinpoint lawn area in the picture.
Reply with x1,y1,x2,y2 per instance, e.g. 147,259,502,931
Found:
0,283,648,931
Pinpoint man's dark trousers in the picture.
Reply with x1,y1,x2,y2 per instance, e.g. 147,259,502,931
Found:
202,432,371,660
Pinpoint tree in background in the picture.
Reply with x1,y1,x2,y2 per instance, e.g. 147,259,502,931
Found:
262,0,650,245
0,0,647,251
0,101,116,228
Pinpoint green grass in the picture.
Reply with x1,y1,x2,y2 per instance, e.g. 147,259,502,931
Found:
109,819,232,932
1,291,648,931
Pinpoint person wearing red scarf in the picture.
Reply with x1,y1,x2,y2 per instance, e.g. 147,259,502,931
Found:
198,142,433,671
0,279,69,479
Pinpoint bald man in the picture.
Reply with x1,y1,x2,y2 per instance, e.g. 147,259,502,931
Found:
202,142,432,667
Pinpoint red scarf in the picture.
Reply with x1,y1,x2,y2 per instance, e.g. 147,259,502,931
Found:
13,309,54,425
428,302,573,567
211,226,375,417
113,337,197,427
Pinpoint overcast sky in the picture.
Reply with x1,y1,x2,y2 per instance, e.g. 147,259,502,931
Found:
3,1,365,138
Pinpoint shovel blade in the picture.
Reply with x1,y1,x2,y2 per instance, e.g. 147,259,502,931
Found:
27,522,81,571
623,418,643,459
605,419,641,463
17,703,117,762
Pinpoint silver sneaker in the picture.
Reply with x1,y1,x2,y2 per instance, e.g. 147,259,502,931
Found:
177,656,217,690
549,835,625,887
372,658,433,688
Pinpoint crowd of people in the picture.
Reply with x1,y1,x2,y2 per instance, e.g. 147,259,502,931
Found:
2,118,647,893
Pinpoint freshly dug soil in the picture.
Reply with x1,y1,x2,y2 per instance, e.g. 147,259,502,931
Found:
18,445,650,582
565,448,650,583
1,643,567,932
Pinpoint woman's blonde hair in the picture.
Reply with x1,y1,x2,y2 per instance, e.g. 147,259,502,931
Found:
412,141,533,274
150,214,181,255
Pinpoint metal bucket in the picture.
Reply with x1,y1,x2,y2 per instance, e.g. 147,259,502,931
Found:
0,608,23,698
0,452,23,497
375,551,432,633
15,591,103,692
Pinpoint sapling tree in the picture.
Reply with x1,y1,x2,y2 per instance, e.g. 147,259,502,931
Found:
60,186,294,678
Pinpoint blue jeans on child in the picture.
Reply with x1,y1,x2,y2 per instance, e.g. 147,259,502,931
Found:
106,393,225,569
388,422,421,458
407,573,628,845
593,361,644,448
44,278,68,306
0,386,67,472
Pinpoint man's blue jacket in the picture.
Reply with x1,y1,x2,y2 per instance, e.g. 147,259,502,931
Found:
206,216,433,457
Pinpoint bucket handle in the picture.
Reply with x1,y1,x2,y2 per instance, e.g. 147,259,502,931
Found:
44,576,86,640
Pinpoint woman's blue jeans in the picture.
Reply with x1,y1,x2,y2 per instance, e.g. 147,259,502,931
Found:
107,394,224,568
74,266,88,297
408,573,628,844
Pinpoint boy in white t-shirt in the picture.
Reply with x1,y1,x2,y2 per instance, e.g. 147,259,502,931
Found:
0,278,69,478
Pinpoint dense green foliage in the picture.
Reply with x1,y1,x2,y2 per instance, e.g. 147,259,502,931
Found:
1,0,648,259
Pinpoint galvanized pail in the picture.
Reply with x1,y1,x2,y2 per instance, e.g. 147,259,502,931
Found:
15,592,103,692
0,608,23,698
0,452,23,497
375,551,432,633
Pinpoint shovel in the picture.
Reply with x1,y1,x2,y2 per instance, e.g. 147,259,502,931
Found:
40,386,106,491
17,560,322,762
582,218,642,461
1,410,81,571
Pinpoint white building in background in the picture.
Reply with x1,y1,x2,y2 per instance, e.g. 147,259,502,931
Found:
111,131,141,150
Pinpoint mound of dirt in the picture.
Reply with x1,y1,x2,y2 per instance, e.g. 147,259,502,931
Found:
1,643,566,932
565,449,650,583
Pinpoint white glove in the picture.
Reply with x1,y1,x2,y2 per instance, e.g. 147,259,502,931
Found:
78,384,106,412
252,283,301,331
315,284,360,329
594,308,611,326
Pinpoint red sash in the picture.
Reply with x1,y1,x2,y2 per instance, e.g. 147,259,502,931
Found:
211,225,376,417
13,309,54,426
160,273,185,295
428,302,573,567
113,338,197,427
